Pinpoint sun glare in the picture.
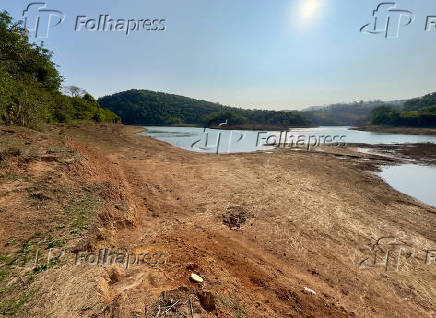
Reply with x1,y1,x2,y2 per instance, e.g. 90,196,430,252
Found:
300,0,319,19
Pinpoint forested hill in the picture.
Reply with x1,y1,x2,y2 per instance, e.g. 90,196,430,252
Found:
98,89,311,129
369,92,436,127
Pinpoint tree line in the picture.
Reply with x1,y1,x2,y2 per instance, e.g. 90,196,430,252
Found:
370,92,436,127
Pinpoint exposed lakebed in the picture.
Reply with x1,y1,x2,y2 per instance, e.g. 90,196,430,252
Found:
141,126,436,207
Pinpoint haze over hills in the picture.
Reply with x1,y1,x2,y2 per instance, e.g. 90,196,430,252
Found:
302,93,436,127
301,101,405,126
301,100,406,112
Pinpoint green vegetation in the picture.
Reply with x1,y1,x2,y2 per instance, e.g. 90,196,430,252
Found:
218,294,246,318
0,269,8,283
370,105,401,125
403,92,436,111
0,293,31,316
370,93,436,127
0,255,37,316
0,11,120,129
98,89,311,128
303,94,436,128
65,194,99,235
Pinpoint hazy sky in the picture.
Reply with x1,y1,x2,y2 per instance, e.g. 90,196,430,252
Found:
4,0,436,110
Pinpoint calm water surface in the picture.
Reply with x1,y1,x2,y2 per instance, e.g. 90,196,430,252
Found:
379,164,436,207
140,126,436,153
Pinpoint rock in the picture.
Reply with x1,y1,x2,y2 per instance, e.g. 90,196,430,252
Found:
303,287,316,295
197,291,216,311
190,273,204,283
109,267,123,284
62,158,75,164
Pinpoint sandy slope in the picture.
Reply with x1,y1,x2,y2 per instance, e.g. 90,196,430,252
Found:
0,123,435,317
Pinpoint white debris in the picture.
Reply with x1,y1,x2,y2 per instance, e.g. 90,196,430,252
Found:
190,273,204,283
303,287,316,295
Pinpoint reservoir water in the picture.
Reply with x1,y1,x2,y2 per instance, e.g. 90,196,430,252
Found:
140,126,436,153
379,164,436,207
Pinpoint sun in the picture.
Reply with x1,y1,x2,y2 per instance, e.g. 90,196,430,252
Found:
300,0,319,19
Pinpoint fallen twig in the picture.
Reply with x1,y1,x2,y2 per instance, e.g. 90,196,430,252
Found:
189,296,193,318
162,300,179,315
155,305,161,318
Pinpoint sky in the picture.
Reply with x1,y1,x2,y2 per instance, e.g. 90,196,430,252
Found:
3,0,436,110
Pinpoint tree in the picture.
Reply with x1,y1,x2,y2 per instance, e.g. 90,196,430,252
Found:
0,10,59,127
370,106,399,125
64,85,87,98
0,11,120,128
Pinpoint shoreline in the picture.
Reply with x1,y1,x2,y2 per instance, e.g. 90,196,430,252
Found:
138,124,315,131
351,125,436,135
348,142,436,165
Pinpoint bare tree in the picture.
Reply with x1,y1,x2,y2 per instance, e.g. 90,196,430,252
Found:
64,85,87,98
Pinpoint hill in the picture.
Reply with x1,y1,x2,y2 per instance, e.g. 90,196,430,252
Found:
301,101,404,126
98,89,311,129
301,99,405,112
403,92,436,111
301,93,436,128
369,92,436,128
